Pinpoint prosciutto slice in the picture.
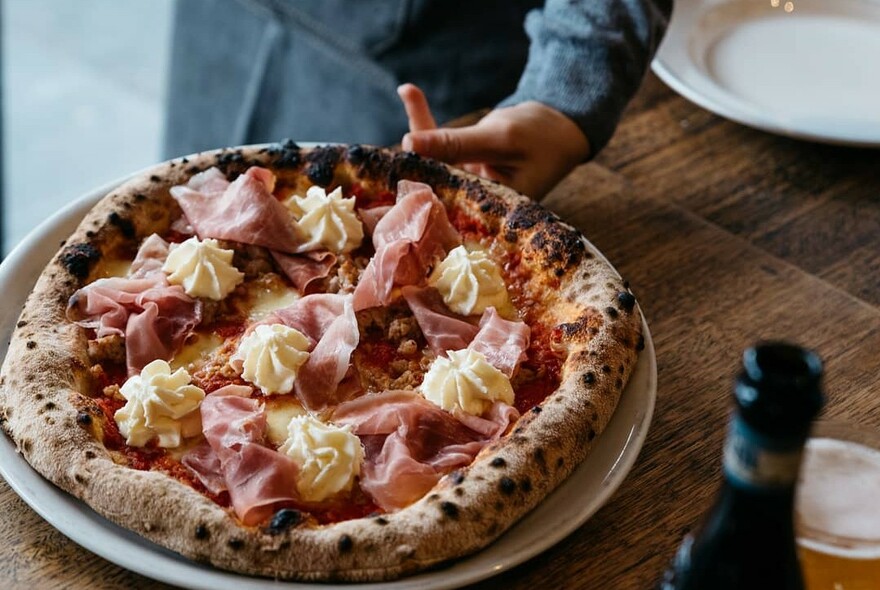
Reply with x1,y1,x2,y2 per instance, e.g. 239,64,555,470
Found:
184,385,299,526
401,286,479,356
333,390,518,510
353,181,460,310
469,308,531,377
268,293,360,409
170,166,301,253
358,205,392,236
67,275,200,376
129,234,170,278
270,249,337,294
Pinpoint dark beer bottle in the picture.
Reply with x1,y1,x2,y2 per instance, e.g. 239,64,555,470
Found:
660,342,824,590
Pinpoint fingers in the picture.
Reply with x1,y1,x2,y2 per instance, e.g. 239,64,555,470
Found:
397,84,437,132
402,126,519,164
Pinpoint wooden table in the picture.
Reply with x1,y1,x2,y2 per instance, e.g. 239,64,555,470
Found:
2,72,879,589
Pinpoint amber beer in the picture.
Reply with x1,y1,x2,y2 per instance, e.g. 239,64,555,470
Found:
796,435,880,590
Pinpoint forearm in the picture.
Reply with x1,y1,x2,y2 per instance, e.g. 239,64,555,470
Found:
499,0,673,157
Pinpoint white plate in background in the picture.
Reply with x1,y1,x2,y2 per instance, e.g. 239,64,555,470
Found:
0,172,657,589
652,0,880,146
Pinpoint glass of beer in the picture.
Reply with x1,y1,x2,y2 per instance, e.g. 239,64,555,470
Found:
795,421,880,590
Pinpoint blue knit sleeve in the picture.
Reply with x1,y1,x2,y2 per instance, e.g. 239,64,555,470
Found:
498,0,672,156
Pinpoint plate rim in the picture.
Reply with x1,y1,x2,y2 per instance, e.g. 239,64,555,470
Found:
0,161,657,589
651,0,880,148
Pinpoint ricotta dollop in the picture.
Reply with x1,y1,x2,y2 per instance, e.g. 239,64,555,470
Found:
428,245,508,316
420,348,514,415
279,414,364,502
288,186,364,253
231,324,310,394
114,360,205,448
162,237,244,300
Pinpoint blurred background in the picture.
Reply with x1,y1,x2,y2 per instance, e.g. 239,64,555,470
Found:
2,0,173,253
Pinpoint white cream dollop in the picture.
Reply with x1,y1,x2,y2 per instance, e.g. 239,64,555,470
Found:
231,324,310,394
287,186,364,253
162,237,244,300
114,360,205,448
420,348,514,415
279,414,364,502
428,245,509,316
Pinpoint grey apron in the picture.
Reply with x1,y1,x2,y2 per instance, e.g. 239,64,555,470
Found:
164,0,540,157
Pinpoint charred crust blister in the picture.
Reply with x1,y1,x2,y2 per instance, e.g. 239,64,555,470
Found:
304,147,342,186
582,371,596,386
499,477,517,495
490,457,507,468
451,470,466,485
507,201,555,231
26,341,36,350
529,224,586,271
215,151,247,176
373,516,389,526
108,211,136,239
440,501,460,519
617,291,636,312
266,508,302,534
338,535,354,553
227,538,244,550
59,242,101,279
194,524,210,540
346,144,366,165
75,411,92,427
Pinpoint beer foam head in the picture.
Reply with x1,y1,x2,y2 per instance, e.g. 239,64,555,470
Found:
796,438,880,558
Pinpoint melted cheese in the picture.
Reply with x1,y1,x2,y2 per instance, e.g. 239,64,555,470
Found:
95,259,132,279
247,281,300,321
264,396,307,446
170,333,223,371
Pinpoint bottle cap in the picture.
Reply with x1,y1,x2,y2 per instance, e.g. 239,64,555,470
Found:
735,341,824,438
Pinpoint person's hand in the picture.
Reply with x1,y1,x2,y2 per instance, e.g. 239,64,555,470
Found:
397,83,590,199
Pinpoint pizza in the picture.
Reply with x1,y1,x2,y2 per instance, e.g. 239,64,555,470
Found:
0,143,643,581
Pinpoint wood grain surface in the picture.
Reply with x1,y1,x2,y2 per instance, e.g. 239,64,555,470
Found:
1,73,879,589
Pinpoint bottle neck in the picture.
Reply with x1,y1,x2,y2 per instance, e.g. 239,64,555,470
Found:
722,415,806,493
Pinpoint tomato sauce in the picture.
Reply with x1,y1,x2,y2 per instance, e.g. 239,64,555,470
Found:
347,182,395,210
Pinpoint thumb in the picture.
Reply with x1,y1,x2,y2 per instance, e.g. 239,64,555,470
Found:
402,127,513,164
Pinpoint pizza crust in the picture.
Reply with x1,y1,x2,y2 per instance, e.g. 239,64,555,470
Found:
0,145,642,581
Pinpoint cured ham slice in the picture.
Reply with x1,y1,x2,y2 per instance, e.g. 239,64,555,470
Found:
401,286,479,356
353,181,460,310
184,385,299,526
469,307,531,378
67,275,200,376
171,166,301,253
270,249,337,294
333,390,519,510
268,293,360,409
358,205,392,236
401,289,531,376
129,234,170,278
